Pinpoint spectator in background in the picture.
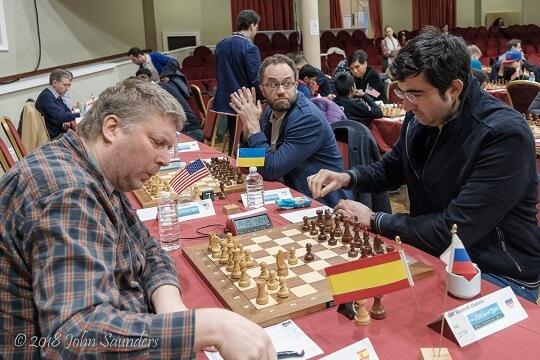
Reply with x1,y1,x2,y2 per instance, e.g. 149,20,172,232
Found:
297,64,318,98
293,54,332,97
381,26,401,76
468,45,483,70
347,50,387,102
495,50,529,82
527,91,540,115
441,24,450,34
491,39,537,81
128,47,177,82
397,31,408,47
333,73,383,126
490,17,506,34
213,9,261,155
136,68,203,142
35,69,79,140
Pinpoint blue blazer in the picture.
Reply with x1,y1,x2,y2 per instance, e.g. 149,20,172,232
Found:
247,92,351,207
213,34,261,114
35,88,77,139
149,51,174,75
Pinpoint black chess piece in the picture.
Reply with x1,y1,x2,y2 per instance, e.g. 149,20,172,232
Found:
317,224,327,242
333,217,342,237
309,221,318,236
328,231,337,246
385,245,395,253
301,216,310,231
342,221,351,243
316,210,324,226
373,235,385,254
348,242,358,257
353,226,361,245
218,182,226,200
304,243,314,262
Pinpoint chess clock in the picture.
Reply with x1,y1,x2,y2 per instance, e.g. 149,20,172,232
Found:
225,207,273,235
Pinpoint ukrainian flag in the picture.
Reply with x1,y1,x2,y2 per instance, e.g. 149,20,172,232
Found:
236,148,266,167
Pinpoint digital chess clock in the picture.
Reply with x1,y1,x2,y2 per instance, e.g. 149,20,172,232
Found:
225,207,273,235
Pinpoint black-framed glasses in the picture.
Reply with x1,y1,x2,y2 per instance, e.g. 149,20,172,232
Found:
264,80,296,90
393,88,417,103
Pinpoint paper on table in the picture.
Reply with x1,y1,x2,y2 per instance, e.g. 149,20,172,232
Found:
136,199,215,222
204,319,323,360
320,337,379,360
279,205,332,223
240,188,293,207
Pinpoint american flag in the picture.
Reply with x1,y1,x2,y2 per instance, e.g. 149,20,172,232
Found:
169,159,209,194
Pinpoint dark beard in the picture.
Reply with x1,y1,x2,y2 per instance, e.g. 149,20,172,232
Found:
269,93,297,112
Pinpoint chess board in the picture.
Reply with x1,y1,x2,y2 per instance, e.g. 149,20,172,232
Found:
381,106,406,118
183,222,434,327
132,158,245,208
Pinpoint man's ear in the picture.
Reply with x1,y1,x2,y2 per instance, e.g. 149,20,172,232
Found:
102,115,121,143
449,79,464,100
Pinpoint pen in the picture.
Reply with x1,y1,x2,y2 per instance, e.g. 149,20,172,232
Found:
276,349,305,359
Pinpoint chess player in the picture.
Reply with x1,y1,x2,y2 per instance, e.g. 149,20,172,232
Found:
307,27,540,302
230,54,351,207
0,79,275,359
128,47,176,82
35,68,79,139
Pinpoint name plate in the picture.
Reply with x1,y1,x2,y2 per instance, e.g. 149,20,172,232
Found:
433,286,528,347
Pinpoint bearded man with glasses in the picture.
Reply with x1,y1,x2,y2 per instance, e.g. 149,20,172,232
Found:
230,54,351,207
307,27,540,303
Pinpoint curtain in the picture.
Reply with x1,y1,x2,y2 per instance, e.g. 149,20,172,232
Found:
230,0,294,31
368,0,382,38
412,0,456,30
330,0,343,29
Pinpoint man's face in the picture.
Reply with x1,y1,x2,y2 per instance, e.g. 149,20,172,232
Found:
397,73,461,127
52,77,72,96
349,60,367,78
512,42,522,52
260,63,298,112
105,113,177,191
385,27,393,37
129,54,145,65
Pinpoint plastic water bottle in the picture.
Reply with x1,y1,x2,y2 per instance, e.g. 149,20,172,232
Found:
245,167,264,209
157,191,181,251
529,72,536,82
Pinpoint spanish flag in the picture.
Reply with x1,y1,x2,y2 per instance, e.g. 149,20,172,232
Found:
236,148,266,167
325,251,414,304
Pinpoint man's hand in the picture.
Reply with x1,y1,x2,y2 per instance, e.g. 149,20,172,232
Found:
307,169,351,199
334,199,373,228
230,87,263,137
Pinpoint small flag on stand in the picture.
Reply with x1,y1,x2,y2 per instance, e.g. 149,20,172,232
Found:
324,251,414,304
169,159,209,194
365,83,381,99
448,225,477,281
236,148,266,167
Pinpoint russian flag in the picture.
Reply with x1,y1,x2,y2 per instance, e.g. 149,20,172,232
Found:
449,229,478,281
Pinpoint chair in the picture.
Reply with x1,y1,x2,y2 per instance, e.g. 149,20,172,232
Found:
190,84,207,121
506,80,540,114
203,98,220,148
193,45,213,59
1,116,27,160
386,81,402,105
20,101,50,153
182,56,204,68
0,136,16,172
526,54,540,66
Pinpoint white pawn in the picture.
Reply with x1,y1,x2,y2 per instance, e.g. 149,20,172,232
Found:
258,261,269,281
267,270,279,291
244,249,254,267
256,279,269,305
277,276,289,298
288,247,298,265
238,261,250,288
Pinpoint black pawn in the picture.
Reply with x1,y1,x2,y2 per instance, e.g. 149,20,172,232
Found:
304,243,314,262
317,225,327,242
301,216,310,231
328,231,337,246
348,242,358,257
310,221,318,236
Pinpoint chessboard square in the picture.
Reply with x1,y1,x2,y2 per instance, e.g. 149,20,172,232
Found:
291,264,315,275
246,267,261,278
299,271,326,283
252,235,273,243
243,243,263,253
286,276,306,288
251,249,270,260
282,229,302,237
316,249,338,260
307,259,330,271
289,234,311,242
296,239,314,248
236,278,257,290
290,283,317,297
274,237,295,246
250,295,278,309
311,278,329,290
257,255,276,266
325,256,347,266
265,245,287,256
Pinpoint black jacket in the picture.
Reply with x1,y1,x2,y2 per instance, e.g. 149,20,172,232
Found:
333,94,383,126
348,77,540,287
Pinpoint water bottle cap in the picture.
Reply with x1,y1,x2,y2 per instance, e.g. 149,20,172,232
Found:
159,191,171,200
249,166,257,172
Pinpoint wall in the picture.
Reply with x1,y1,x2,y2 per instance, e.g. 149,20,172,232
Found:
522,0,540,25
201,0,231,44
456,0,477,27
381,0,412,32
481,0,522,27
0,0,145,78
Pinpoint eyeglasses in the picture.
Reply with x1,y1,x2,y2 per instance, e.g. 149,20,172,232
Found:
393,88,417,103
264,80,296,90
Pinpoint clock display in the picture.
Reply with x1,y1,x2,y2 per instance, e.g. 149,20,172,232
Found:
233,214,272,235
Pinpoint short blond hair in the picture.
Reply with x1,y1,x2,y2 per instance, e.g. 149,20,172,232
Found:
467,45,482,58
77,78,185,140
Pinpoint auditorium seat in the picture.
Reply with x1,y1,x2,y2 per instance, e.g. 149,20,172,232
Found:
193,45,213,59
506,80,540,114
0,136,16,172
1,116,26,160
